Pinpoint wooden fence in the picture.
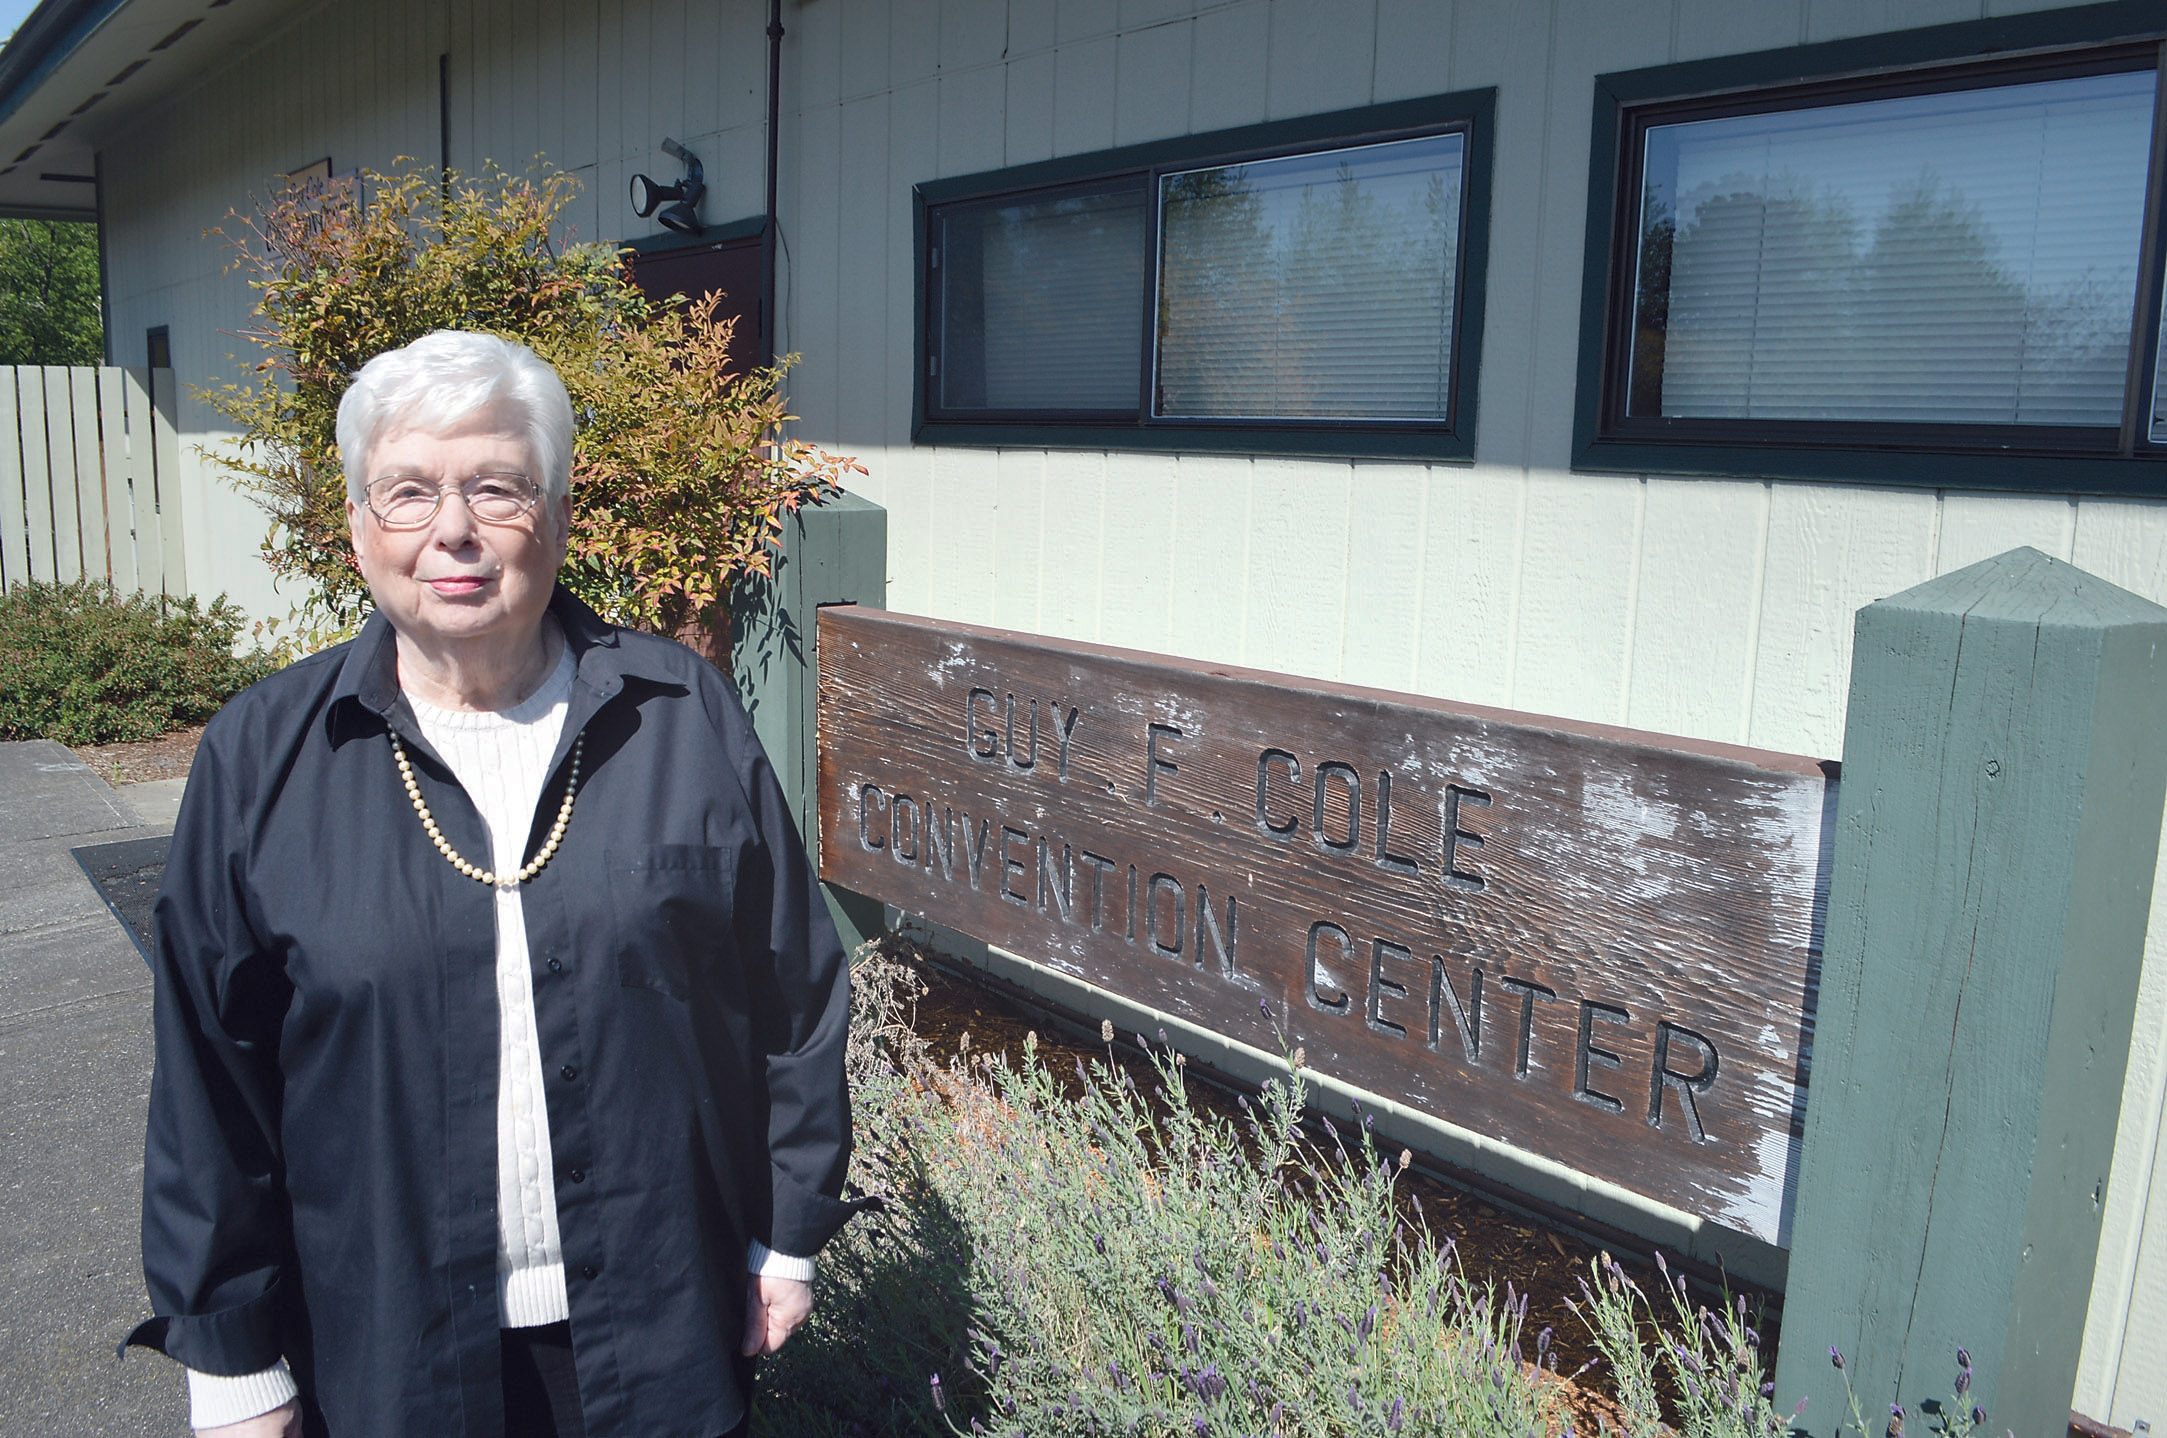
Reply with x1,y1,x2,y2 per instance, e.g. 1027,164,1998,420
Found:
0,366,182,597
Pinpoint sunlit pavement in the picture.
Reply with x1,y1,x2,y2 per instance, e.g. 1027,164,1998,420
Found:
0,740,186,1434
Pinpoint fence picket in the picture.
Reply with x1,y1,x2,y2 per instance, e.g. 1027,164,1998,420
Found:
122,368,163,596
69,366,106,583
98,368,138,591
0,370,24,589
0,364,179,593
41,367,83,582
19,368,56,580
150,366,184,595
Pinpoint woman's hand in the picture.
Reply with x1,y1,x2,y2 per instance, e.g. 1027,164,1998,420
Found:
740,1274,814,1356
197,1401,301,1438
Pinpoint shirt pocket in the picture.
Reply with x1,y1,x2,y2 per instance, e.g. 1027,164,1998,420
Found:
604,843,741,999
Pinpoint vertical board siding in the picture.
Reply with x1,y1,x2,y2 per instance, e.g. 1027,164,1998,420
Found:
1188,2,1269,133
86,0,2167,1419
1337,462,1428,693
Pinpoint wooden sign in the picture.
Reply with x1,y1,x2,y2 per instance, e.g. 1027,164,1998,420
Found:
816,608,1835,1245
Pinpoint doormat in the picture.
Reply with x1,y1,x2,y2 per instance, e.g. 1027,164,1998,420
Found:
71,834,169,964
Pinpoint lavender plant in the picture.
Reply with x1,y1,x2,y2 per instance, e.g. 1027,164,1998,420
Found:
1824,1345,2001,1438
759,940,1999,1438
935,1015,1553,1436
1570,1250,1794,1438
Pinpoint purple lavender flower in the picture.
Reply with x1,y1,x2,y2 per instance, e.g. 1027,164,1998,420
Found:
1830,1347,1845,1370
1387,1397,1403,1431
928,1374,945,1413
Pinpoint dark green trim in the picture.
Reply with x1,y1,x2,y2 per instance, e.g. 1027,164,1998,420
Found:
911,182,928,439
1576,439,2167,499
919,90,1498,208
615,213,765,256
1601,0,2165,109
914,88,1495,464
1572,0,2167,498
916,420,1477,463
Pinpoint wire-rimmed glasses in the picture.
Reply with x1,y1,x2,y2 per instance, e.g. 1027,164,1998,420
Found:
363,472,544,530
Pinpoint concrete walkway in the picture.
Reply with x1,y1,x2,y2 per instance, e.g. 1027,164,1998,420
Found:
0,741,188,1433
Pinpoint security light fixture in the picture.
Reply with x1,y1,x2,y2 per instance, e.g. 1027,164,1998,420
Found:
629,138,705,235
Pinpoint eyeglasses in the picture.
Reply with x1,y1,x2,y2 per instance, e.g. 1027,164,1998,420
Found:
363,472,544,530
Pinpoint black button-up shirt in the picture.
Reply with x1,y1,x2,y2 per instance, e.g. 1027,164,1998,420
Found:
127,589,858,1436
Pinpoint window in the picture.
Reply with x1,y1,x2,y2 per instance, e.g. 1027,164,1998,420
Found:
919,92,1494,460
1576,6,2167,494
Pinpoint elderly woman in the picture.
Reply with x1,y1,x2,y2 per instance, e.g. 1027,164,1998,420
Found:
127,331,857,1438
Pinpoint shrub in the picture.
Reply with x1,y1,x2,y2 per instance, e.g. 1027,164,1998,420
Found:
766,945,1600,1435
200,161,860,642
781,943,2002,1438
0,579,277,744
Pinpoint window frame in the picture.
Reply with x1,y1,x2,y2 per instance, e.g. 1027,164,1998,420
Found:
915,90,1497,461
1573,1,2167,496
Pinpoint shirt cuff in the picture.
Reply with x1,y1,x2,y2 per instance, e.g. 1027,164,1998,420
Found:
188,1360,298,1428
746,1238,815,1284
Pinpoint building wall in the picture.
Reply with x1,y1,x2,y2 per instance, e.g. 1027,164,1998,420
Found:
92,0,2167,1418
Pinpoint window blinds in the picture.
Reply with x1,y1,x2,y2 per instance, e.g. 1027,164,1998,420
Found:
1635,68,2156,427
941,187,1145,412
1155,133,1464,421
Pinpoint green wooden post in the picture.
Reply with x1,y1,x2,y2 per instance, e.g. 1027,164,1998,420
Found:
1773,548,2167,1436
731,489,886,949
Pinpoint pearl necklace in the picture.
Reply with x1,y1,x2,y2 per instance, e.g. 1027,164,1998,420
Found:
391,730,585,887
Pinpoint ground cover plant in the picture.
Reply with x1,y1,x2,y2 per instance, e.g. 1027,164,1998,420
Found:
0,578,276,744
201,161,858,645
760,942,2007,1438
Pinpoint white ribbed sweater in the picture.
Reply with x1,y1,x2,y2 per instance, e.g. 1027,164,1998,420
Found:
186,649,809,1429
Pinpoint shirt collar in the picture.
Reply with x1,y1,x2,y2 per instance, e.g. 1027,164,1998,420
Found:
327,585,670,742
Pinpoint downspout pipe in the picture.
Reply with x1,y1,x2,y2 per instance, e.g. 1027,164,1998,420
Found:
761,0,782,375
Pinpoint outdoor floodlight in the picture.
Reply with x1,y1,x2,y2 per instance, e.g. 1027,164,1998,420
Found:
629,137,705,235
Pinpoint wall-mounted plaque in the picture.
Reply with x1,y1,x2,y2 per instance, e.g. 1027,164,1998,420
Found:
815,607,1835,1245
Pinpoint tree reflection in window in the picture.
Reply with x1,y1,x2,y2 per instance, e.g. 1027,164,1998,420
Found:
1156,134,1464,422
1628,68,2154,428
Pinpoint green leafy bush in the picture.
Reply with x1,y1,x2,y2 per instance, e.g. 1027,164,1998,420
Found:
0,579,277,744
202,162,859,643
778,944,2002,1438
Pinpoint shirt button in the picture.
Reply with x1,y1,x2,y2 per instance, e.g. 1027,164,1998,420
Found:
546,958,562,973
580,1264,598,1280
560,1065,578,1081
569,1168,586,1183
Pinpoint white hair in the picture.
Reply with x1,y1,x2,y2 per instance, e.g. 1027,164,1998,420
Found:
335,331,575,509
